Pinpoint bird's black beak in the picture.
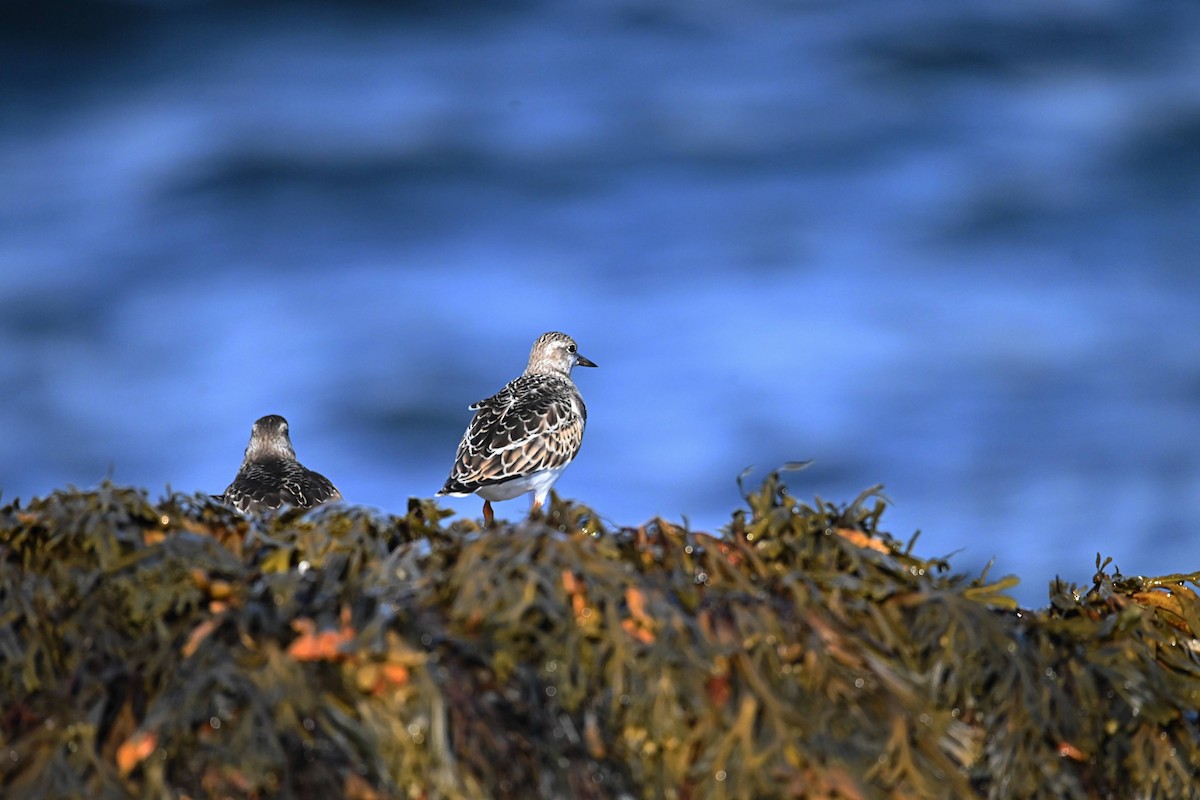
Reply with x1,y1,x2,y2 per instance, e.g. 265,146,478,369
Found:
576,354,598,368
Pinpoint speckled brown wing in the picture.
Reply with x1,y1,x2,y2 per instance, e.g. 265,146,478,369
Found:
440,374,587,494
223,458,341,516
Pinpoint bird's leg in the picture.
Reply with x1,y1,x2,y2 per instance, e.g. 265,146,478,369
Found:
530,497,544,519
483,500,494,527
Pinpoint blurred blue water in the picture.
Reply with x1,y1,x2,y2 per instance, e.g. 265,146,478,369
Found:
2,0,1198,606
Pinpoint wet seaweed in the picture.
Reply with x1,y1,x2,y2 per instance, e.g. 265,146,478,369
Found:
2,477,1199,798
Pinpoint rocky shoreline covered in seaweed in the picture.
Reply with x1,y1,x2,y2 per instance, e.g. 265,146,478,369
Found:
2,474,1199,799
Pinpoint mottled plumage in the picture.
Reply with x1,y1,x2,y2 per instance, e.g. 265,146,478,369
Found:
438,332,596,525
221,415,341,516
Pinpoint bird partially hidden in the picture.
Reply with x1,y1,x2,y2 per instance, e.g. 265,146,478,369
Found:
220,414,341,516
438,331,597,526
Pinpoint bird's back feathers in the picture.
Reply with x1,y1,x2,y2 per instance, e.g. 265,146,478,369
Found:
439,373,586,495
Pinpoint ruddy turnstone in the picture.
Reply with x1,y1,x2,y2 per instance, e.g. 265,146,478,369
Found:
221,414,341,515
438,331,597,526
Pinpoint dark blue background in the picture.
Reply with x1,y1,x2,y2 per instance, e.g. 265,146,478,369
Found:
3,1,1199,606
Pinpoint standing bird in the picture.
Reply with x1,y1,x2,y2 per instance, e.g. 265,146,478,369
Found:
438,331,597,526
221,414,341,516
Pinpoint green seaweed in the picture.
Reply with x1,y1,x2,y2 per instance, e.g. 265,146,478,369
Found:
1,476,1199,799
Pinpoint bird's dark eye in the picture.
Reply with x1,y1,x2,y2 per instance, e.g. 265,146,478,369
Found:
567,344,577,354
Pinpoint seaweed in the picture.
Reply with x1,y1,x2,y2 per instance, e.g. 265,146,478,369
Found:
1,476,1199,799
